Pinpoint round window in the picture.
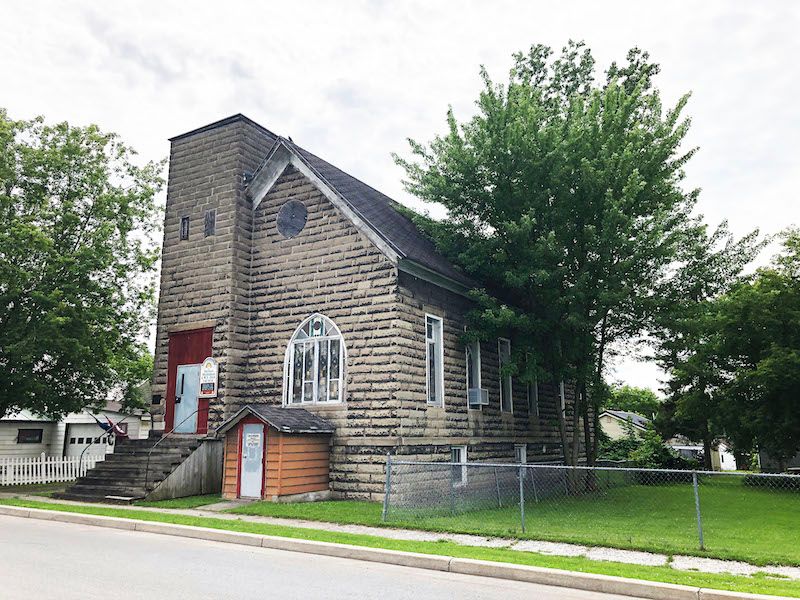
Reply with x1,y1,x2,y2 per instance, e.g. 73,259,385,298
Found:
276,200,308,238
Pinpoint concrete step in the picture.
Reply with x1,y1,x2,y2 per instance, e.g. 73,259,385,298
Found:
58,435,207,504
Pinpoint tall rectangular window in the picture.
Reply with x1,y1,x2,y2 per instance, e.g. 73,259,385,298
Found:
426,315,444,406
451,445,467,486
528,380,539,418
466,340,486,408
498,338,512,412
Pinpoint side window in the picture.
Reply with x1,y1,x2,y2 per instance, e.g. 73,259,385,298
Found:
426,315,444,406
515,443,527,464
498,338,512,412
17,429,43,444
528,380,539,418
451,445,467,486
466,340,486,408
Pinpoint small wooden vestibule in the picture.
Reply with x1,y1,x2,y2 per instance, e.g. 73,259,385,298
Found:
217,405,334,502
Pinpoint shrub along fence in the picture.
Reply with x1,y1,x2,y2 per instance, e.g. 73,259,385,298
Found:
382,458,800,564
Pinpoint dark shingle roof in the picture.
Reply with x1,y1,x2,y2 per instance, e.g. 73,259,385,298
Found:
216,404,335,435
285,140,473,287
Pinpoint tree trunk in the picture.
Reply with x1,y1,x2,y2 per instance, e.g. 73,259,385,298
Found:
556,380,570,465
702,430,713,471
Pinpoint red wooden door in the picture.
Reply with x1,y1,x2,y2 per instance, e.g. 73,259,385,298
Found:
165,328,213,434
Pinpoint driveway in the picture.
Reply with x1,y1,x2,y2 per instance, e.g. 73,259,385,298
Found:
0,514,642,599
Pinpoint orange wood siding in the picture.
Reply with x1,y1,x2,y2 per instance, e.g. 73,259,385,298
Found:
222,428,239,499
266,430,331,499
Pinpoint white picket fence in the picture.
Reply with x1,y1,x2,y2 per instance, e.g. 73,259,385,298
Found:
0,453,105,486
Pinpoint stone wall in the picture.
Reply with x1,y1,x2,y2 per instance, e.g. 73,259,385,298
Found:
151,117,275,429
242,165,402,499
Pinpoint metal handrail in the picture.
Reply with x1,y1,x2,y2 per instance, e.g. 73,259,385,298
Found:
78,413,133,476
143,409,200,494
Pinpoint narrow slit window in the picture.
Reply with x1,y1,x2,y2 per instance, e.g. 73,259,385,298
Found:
180,215,190,240
204,209,216,237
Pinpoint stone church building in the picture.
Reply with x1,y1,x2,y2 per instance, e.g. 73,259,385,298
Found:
148,114,575,501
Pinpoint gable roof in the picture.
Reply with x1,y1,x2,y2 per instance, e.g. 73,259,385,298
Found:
600,410,650,430
216,404,335,435
178,113,473,293
281,140,473,288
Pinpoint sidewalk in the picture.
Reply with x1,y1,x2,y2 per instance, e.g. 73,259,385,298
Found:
10,493,800,582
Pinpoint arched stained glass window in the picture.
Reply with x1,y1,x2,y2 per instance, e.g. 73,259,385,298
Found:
284,314,345,405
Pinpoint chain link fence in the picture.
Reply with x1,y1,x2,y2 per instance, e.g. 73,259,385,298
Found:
382,458,800,565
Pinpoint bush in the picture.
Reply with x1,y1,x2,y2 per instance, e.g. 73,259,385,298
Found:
629,430,700,471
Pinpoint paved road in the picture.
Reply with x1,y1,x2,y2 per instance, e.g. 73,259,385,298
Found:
0,515,642,600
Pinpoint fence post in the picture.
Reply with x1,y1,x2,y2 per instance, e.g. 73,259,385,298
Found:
450,463,457,516
494,467,502,507
519,464,526,533
692,471,705,550
531,466,539,503
381,453,392,522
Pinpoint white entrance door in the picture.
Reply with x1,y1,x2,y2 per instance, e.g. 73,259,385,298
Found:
240,423,264,498
174,364,200,433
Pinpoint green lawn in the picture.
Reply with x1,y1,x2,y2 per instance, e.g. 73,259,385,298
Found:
0,482,67,497
135,494,221,509
230,477,800,566
2,497,799,598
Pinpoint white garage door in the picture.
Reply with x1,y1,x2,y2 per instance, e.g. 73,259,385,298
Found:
65,424,114,457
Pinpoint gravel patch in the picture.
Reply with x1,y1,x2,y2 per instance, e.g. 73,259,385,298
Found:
585,547,667,566
512,540,589,556
671,555,762,577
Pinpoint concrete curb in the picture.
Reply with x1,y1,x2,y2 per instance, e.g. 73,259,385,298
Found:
0,505,787,600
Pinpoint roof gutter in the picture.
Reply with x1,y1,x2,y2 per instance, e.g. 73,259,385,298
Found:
398,259,473,298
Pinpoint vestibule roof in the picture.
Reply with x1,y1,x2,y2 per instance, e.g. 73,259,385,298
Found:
216,404,335,435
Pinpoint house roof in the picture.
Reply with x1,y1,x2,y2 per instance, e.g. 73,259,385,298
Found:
216,404,335,435
601,410,650,430
172,114,473,292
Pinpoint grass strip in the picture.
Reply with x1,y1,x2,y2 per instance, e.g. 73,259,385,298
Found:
1,497,798,598
135,494,221,509
228,487,800,568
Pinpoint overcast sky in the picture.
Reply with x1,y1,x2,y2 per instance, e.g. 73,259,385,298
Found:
3,1,798,391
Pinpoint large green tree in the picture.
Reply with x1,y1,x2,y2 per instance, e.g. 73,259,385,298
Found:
653,222,763,469
714,231,800,469
0,110,162,419
395,42,701,465
605,385,661,419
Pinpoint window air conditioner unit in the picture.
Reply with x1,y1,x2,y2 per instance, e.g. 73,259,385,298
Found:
468,388,489,407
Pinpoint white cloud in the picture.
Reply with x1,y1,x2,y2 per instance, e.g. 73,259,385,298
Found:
2,0,798,389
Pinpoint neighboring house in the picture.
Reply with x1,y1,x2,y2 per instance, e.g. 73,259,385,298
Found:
757,451,800,473
140,114,584,502
0,403,151,458
599,410,649,440
666,435,737,471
